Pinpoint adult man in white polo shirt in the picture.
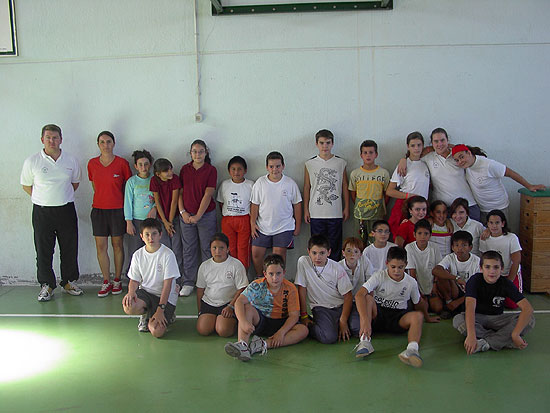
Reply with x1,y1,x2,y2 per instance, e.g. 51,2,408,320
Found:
21,124,83,301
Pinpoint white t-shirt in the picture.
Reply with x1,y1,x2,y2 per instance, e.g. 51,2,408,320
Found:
196,256,249,307
479,233,522,276
250,174,302,235
437,252,481,282
405,241,442,295
305,155,347,219
363,242,397,273
422,151,476,207
465,156,508,212
20,149,81,206
430,223,452,257
295,256,352,309
128,244,181,306
216,178,254,216
452,218,485,257
362,269,421,310
390,159,430,199
338,255,374,297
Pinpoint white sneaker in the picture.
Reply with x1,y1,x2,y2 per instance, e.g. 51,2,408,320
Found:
38,284,53,302
179,285,194,297
354,338,375,358
398,348,423,368
249,335,268,356
138,315,150,332
224,341,251,362
475,338,490,353
63,281,83,296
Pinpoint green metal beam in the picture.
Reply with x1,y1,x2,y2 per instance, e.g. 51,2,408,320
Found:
211,1,393,16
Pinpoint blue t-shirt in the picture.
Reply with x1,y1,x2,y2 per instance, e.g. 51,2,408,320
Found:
241,278,299,319
124,175,154,220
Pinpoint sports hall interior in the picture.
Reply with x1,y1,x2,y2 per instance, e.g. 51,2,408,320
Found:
1,1,549,412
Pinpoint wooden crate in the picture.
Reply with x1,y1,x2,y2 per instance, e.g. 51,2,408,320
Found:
519,191,550,293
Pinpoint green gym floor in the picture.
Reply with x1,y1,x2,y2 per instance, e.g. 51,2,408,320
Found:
1,286,549,413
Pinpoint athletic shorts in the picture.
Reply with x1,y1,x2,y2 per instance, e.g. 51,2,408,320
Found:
91,208,125,237
136,288,176,320
372,304,410,334
253,307,286,337
251,230,294,249
199,299,233,317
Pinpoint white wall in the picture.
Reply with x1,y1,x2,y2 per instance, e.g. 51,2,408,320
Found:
1,0,549,284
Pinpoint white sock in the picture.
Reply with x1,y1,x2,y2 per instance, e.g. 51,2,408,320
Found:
360,334,370,342
407,341,419,351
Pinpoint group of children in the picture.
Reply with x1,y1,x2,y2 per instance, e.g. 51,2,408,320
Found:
111,127,540,365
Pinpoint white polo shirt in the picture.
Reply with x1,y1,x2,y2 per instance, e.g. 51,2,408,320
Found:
422,151,476,207
465,156,508,212
20,149,81,206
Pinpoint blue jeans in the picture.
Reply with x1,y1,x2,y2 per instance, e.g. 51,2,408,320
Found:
310,218,343,261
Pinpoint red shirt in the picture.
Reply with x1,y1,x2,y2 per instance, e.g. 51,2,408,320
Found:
149,175,181,219
87,156,132,209
179,162,217,215
396,220,416,247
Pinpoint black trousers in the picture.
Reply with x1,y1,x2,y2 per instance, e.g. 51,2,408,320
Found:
32,202,79,288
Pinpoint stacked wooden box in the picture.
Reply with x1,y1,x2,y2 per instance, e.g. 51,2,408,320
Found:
518,189,550,293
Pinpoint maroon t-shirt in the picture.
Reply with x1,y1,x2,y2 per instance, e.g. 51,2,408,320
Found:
149,175,181,219
179,162,217,215
396,220,416,247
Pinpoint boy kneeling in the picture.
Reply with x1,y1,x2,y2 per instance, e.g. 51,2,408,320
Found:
122,218,180,338
355,246,425,367
453,250,535,354
225,254,308,362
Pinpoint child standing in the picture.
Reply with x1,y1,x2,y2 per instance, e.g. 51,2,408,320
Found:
88,131,132,297
216,156,254,269
224,254,308,362
395,196,428,248
124,149,155,260
179,139,218,297
429,200,452,257
149,158,184,281
450,198,485,257
362,220,397,273
387,132,430,237
349,140,390,246
339,237,374,337
295,235,354,344
452,251,535,354
303,129,349,261
451,144,545,223
196,233,249,337
479,210,523,309
250,151,302,277
433,231,481,318
354,247,425,367
122,218,180,338
405,219,443,318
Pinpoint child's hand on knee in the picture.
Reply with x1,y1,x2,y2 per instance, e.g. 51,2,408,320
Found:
512,333,528,349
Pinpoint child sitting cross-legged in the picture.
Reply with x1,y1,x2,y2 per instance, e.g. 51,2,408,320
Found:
122,218,180,338
196,233,249,337
354,246,426,367
432,231,481,319
224,254,308,362
296,234,354,344
404,219,443,322
452,250,535,354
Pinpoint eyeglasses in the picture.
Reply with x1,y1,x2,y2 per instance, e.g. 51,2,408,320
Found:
191,149,206,155
374,229,390,234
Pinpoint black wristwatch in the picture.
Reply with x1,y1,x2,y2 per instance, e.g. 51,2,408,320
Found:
158,303,166,310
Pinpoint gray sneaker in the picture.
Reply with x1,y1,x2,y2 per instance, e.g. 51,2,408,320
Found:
63,281,83,296
38,284,53,302
138,315,150,332
249,335,268,356
475,338,490,353
354,339,375,358
398,348,423,368
224,341,251,361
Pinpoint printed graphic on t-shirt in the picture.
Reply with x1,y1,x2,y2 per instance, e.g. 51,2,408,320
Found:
226,192,246,214
313,168,339,206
